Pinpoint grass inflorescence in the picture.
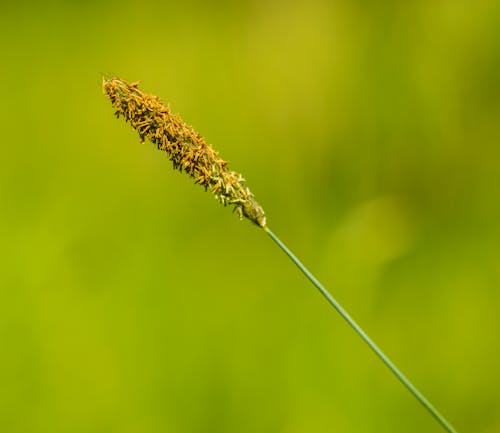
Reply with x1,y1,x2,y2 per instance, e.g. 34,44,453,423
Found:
103,77,266,227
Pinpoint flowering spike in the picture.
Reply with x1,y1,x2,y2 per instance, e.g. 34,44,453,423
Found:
103,77,266,227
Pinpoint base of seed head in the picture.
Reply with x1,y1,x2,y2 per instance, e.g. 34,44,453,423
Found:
103,77,266,228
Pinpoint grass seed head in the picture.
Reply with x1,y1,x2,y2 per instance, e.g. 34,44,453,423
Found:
103,77,266,228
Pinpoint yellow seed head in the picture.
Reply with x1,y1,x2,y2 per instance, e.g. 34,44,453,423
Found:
103,77,266,227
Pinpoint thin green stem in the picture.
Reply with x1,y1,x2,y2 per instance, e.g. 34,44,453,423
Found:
264,226,457,433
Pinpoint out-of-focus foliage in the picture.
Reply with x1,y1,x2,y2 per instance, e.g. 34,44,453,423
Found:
0,1,499,432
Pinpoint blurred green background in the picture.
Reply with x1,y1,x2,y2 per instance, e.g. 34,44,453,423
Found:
1,1,499,432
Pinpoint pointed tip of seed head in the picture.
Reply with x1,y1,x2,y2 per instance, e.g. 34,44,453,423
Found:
102,76,127,93
102,75,114,93
101,74,116,86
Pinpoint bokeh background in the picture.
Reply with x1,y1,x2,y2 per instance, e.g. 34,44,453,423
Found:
1,1,499,432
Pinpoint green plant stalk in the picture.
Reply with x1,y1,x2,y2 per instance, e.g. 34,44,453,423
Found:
264,226,457,433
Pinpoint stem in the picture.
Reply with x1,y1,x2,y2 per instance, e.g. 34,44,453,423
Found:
264,226,457,433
